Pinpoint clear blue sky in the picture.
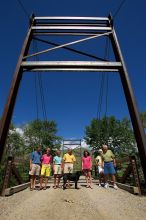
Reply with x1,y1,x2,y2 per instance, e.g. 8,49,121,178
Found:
0,0,146,139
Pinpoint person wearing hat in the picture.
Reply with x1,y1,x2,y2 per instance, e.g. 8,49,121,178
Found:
95,149,104,187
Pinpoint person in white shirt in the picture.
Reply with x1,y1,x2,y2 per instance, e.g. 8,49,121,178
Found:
95,149,104,187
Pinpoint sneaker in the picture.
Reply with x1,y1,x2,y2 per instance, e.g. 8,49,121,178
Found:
98,183,101,187
104,183,109,189
113,184,118,190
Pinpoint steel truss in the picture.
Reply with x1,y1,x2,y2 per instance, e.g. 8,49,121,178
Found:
0,15,146,181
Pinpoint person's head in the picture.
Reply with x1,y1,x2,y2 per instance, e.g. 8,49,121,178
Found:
102,144,108,153
46,147,51,155
83,150,90,157
56,149,61,156
98,149,103,155
67,148,72,155
36,146,41,152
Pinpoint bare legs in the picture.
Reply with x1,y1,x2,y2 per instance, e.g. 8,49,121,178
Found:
54,174,61,188
30,175,36,190
88,171,92,188
85,171,92,188
111,174,116,184
40,176,48,189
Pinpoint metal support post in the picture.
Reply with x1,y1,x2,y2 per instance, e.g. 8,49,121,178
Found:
110,27,146,182
0,19,34,162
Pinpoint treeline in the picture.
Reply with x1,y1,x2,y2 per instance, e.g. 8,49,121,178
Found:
85,111,146,157
85,116,136,156
5,119,62,158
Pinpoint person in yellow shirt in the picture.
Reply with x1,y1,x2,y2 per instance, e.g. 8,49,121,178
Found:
63,149,76,174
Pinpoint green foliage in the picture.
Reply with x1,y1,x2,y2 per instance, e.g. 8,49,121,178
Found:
140,111,146,129
24,119,62,153
6,125,24,157
85,116,136,155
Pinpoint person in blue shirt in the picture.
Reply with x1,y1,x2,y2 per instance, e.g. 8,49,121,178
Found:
29,146,42,190
53,150,62,189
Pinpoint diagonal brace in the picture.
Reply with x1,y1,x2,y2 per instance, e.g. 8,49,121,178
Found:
23,31,112,59
33,37,108,61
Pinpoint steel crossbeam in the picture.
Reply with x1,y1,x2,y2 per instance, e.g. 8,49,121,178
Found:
21,61,121,72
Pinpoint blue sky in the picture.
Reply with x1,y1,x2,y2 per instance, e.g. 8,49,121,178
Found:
0,1,146,139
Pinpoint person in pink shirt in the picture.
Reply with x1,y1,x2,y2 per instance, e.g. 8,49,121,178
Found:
40,148,52,190
82,150,92,188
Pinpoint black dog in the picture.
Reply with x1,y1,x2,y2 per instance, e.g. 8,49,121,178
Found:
63,171,82,190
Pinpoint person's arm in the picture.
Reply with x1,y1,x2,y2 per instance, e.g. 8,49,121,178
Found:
73,155,76,163
90,157,92,170
111,150,116,166
63,154,66,162
101,156,104,168
95,157,99,166
30,153,33,170
50,155,53,166
41,155,44,164
113,158,116,167
102,161,104,168
81,157,83,170
30,160,32,170
52,157,55,171
61,158,64,170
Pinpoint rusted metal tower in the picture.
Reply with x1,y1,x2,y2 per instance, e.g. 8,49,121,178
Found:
0,15,146,181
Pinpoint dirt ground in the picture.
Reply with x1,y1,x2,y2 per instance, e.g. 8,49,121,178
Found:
0,180,146,220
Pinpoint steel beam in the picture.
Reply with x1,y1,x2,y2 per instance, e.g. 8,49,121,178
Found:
34,16,109,21
110,28,146,181
32,32,107,36
21,61,121,72
32,26,112,31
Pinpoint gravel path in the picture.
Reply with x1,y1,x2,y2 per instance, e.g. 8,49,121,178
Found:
0,181,146,220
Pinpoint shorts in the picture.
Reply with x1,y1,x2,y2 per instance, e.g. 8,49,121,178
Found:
29,164,40,176
98,166,104,174
64,163,73,174
41,164,51,177
54,164,62,175
104,162,116,175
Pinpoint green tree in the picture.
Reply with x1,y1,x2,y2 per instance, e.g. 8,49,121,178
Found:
140,111,146,129
6,124,25,157
24,119,62,153
85,116,135,155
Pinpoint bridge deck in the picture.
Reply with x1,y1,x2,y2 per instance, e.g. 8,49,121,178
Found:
0,179,146,220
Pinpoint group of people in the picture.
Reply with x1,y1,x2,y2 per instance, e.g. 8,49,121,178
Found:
29,147,76,190
29,144,118,190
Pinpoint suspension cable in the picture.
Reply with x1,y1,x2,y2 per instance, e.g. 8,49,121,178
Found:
104,38,110,142
33,40,48,123
16,0,30,19
35,73,39,120
96,36,110,146
113,0,127,19
38,73,48,122
33,40,39,120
